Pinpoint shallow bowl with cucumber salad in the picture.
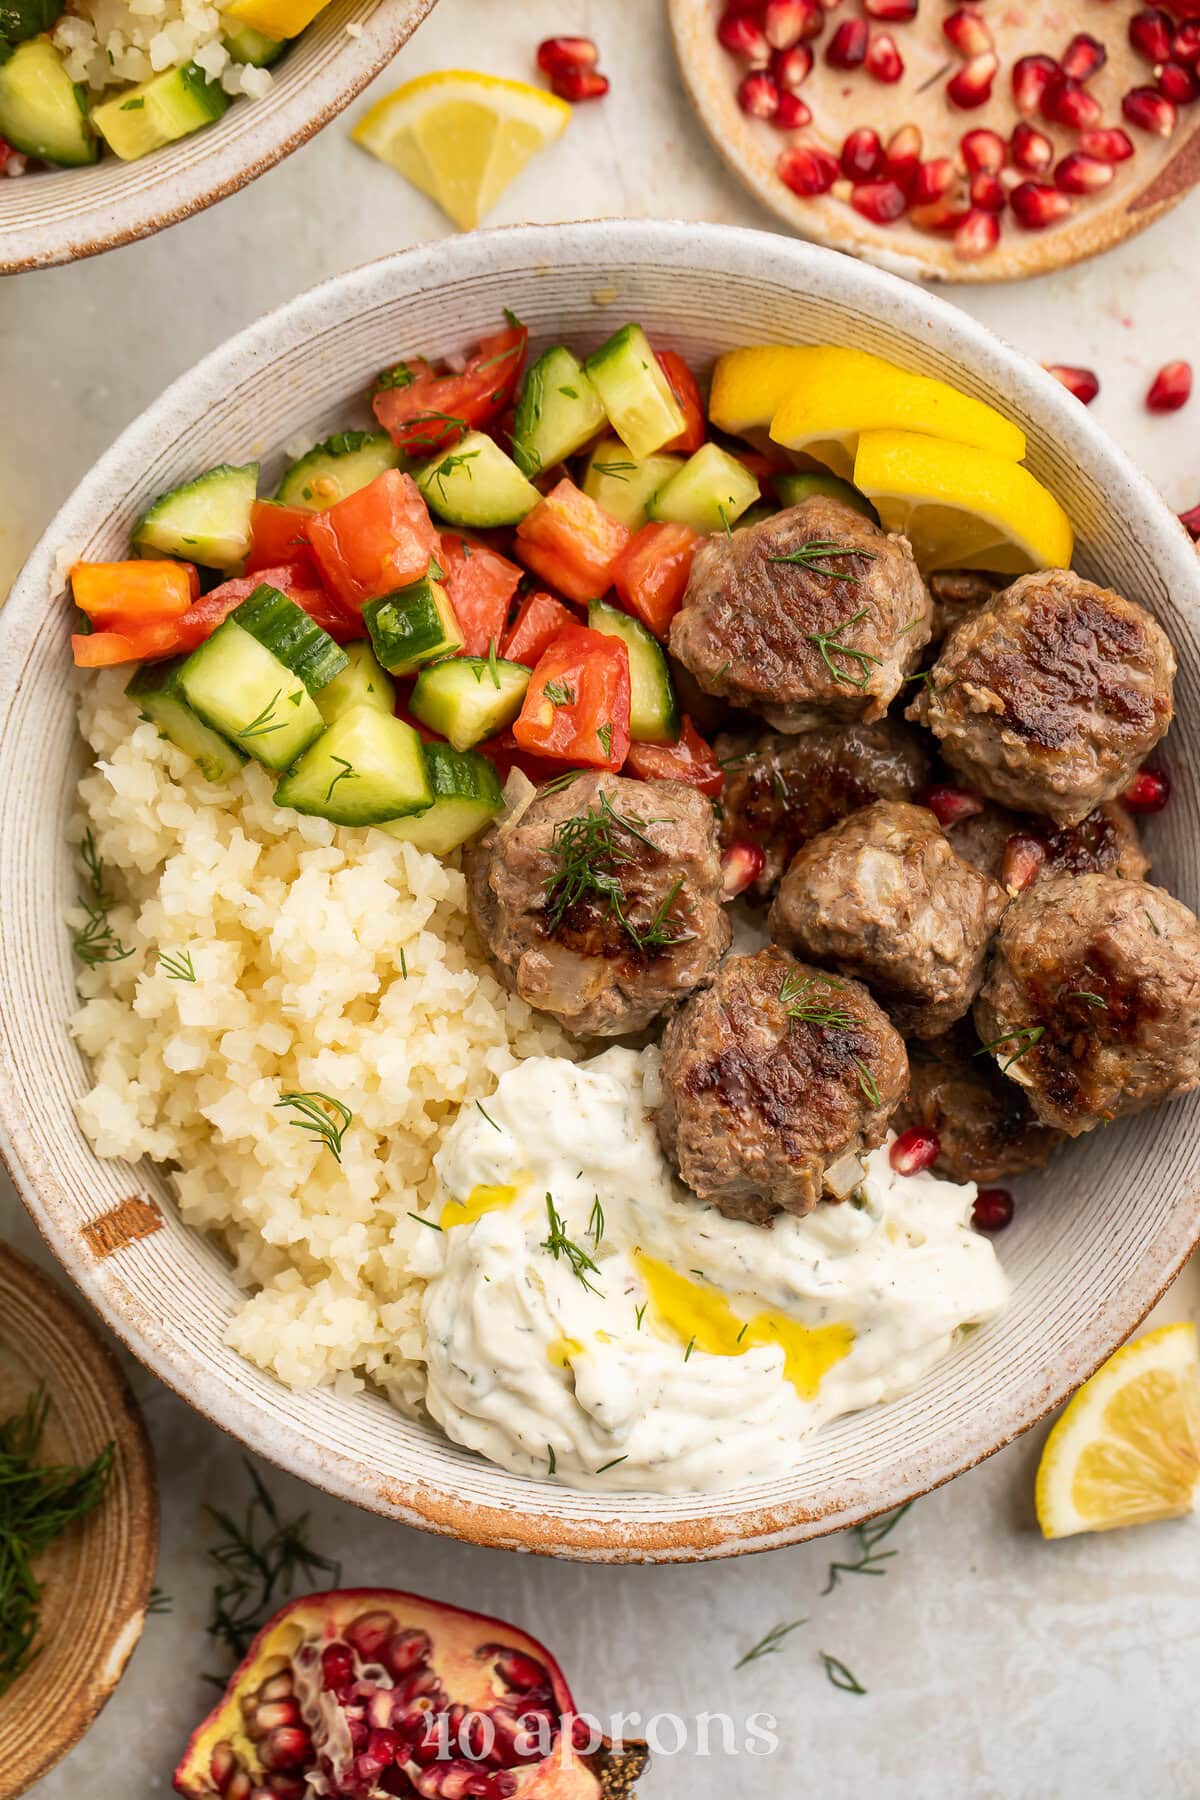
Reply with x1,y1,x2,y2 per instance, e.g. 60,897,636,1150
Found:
5,224,1200,1557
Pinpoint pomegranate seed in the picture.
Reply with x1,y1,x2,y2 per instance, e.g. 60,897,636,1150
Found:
1010,181,1074,228
864,0,917,16
943,6,992,56
910,196,971,233
1012,53,1060,115
1123,85,1178,133
1147,359,1193,411
866,31,904,82
1123,766,1172,812
890,1127,941,1176
321,1645,354,1690
778,141,840,193
211,1744,239,1789
773,89,813,126
1078,126,1135,162
385,1629,432,1677
550,66,608,100
1174,22,1200,64
827,19,868,66
1129,7,1174,61
912,157,957,203
1061,33,1107,82
955,208,1001,259
948,52,999,109
1055,151,1116,193
1158,58,1200,100
764,0,811,48
1041,75,1102,128
1011,122,1054,172
972,1188,1014,1232
960,128,1007,173
841,126,884,180
850,178,908,222
883,122,923,191
1181,502,1200,539
1002,833,1047,891
1045,364,1101,404
717,11,771,62
771,42,813,90
921,784,984,827
969,172,1005,211
738,70,780,118
536,37,598,76
262,1729,313,1773
721,841,766,897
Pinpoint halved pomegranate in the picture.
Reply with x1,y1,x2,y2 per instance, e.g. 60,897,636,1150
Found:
174,1590,648,1800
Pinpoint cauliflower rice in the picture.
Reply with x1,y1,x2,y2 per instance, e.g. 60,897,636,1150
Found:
53,0,277,100
71,671,573,1413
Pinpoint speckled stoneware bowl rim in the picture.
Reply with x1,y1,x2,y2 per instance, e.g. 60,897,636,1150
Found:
3,221,1200,1562
0,0,438,275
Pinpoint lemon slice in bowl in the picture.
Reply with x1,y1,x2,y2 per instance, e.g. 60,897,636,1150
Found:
853,428,1073,574
761,347,1026,479
353,71,571,232
1036,1321,1200,1540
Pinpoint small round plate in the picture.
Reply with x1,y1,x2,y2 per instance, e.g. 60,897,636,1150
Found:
670,0,1200,284
0,1241,157,1798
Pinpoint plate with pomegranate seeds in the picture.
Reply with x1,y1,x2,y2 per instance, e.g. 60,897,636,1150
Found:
671,0,1200,282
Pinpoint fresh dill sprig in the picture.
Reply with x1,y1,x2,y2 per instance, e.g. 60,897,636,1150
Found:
158,949,196,982
476,1100,501,1132
547,1445,557,1476
538,770,584,797
1066,991,1108,1009
588,1197,605,1244
428,448,480,501
597,721,614,759
767,540,877,584
237,690,286,740
802,608,882,691
595,1455,628,1475
543,792,691,955
407,1211,443,1232
852,1058,881,1108
975,1024,1045,1072
205,1461,339,1672
735,1618,807,1669
324,756,357,805
544,678,576,707
397,409,468,453
591,460,636,480
275,1091,353,1162
541,1193,603,1295
147,1585,173,1615
820,1651,867,1695
778,966,854,1029
71,829,134,966
0,1385,114,1697
634,1303,647,1331
823,1502,912,1594
684,1336,697,1362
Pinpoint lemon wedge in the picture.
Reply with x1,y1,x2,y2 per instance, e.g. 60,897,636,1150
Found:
352,71,571,232
708,346,831,438
1036,1321,1200,1540
852,428,1073,574
223,0,328,35
763,347,1026,479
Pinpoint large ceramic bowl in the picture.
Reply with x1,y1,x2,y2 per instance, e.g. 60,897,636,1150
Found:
2,221,1199,1563
0,0,437,273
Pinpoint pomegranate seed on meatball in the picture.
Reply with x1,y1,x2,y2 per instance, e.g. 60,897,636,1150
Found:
894,1024,1063,1185
947,796,1150,889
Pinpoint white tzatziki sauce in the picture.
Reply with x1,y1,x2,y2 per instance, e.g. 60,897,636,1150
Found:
408,1048,1010,1492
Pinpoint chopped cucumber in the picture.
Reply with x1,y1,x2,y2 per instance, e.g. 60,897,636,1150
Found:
416,431,540,530
232,583,347,694
378,743,503,855
223,22,284,65
648,443,760,536
736,501,778,531
275,431,400,512
410,655,530,752
511,347,607,479
0,37,96,166
133,462,258,571
0,1,65,45
582,438,683,531
91,60,227,162
588,600,679,746
126,657,247,785
583,324,685,461
316,641,395,725
773,469,879,522
363,573,464,676
178,623,324,774
274,704,432,827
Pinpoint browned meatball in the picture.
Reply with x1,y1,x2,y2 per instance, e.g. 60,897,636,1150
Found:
973,873,1200,1136
895,1026,1063,1185
655,948,908,1225
669,496,932,731
465,772,730,1038
927,569,1006,646
769,801,1008,1038
715,718,932,900
908,570,1175,827
947,798,1150,889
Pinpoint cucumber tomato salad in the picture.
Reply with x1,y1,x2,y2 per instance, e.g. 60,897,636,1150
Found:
68,314,790,853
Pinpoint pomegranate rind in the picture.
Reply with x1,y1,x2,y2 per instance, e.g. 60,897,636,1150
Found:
173,1586,647,1799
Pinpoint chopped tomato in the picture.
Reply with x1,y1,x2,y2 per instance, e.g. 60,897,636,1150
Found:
625,717,723,796
612,521,700,640
732,446,790,484
173,564,362,650
371,319,529,457
71,618,188,667
500,589,577,666
657,350,706,454
70,559,198,626
514,479,630,605
438,533,522,657
512,624,631,770
245,500,319,577
474,731,567,789
305,471,439,609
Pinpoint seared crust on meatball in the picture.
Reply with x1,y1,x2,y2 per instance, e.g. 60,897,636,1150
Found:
669,497,932,731
908,570,1175,826
655,948,908,1225
895,1026,1063,1184
928,569,1006,647
973,873,1200,1136
465,772,730,1038
769,801,1008,1038
948,798,1150,889
715,718,932,900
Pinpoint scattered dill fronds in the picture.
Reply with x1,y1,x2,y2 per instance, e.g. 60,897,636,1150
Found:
541,1194,603,1295
778,966,854,1029
735,1618,807,1669
823,1502,912,1594
476,1100,501,1132
147,1585,173,1615
975,1024,1045,1072
407,1211,443,1232
71,829,134,967
543,791,690,955
275,1091,353,1162
595,1456,628,1475
852,1058,881,1108
588,1197,605,1244
802,608,882,691
547,1445,557,1476
158,949,196,982
237,690,287,740
205,1461,339,1672
820,1651,867,1695
767,540,877,584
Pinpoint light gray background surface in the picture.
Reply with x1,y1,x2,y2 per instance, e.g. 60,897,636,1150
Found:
3,3,1200,1794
